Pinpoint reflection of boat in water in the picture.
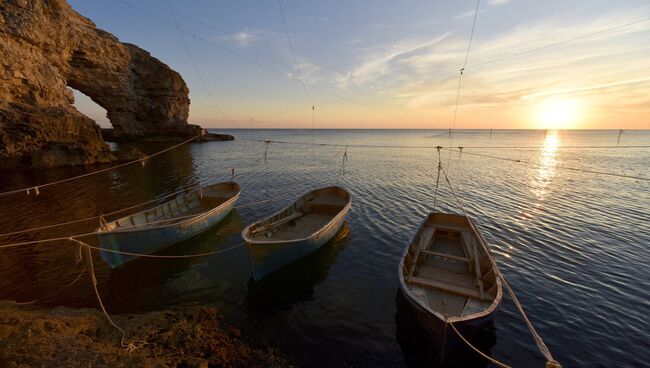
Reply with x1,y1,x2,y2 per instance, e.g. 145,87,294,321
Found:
246,223,350,312
101,210,244,312
243,186,351,281
98,182,240,268
399,213,502,362
395,289,496,368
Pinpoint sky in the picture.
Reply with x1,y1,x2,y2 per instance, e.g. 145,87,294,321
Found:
67,0,650,129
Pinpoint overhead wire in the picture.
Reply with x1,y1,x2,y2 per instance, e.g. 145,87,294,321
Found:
445,147,650,181
448,0,481,167
0,134,201,198
439,162,561,367
277,0,313,106
245,15,650,123
240,138,650,181
167,0,231,123
110,0,438,129
95,1,650,126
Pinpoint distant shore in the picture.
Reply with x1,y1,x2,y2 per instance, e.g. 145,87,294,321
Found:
0,301,291,367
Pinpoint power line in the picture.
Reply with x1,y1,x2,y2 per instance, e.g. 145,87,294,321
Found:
240,138,650,150
0,135,201,198
449,0,481,164
167,0,231,123
110,0,445,128
114,1,650,130
445,148,650,181
239,138,650,181
248,15,650,122
277,0,313,106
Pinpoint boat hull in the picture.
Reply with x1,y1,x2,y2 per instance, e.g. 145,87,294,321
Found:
398,212,502,362
247,203,349,281
398,283,499,361
98,198,237,268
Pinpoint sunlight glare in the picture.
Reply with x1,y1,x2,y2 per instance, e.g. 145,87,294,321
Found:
534,98,582,129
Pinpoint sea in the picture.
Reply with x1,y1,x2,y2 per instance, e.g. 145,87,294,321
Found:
0,129,648,367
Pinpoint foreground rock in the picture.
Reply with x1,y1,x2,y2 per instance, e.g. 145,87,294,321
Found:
0,0,223,169
0,301,291,367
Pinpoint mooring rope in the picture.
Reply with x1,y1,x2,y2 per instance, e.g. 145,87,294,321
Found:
240,138,650,181
439,164,561,367
447,318,511,368
0,180,289,241
0,134,202,198
69,238,147,352
0,179,210,238
432,146,442,210
336,146,349,185
79,238,246,260
263,141,272,199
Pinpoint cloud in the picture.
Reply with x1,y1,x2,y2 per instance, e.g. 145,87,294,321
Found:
333,6,650,120
220,28,285,48
230,30,257,46
488,0,510,6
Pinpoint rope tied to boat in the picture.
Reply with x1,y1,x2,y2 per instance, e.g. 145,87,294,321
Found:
439,163,561,367
68,237,147,353
264,141,271,199
0,134,201,198
433,146,442,210
446,317,511,368
336,146,348,185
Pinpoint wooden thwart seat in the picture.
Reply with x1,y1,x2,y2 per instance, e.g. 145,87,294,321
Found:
418,249,470,262
251,211,304,235
408,276,484,300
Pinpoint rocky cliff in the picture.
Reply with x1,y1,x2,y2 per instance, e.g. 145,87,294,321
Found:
0,0,231,169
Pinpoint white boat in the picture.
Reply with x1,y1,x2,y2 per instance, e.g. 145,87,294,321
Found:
242,186,351,281
97,182,240,268
398,212,502,360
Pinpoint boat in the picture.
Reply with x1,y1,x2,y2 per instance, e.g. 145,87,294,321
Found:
97,182,241,268
398,212,502,361
242,186,351,281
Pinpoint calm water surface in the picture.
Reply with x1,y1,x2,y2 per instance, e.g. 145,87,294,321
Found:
0,129,649,367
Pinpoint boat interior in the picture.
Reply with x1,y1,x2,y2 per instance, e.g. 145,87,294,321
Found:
247,186,349,241
104,182,240,231
402,213,498,319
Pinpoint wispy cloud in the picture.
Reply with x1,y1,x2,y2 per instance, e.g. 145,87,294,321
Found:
220,28,285,48
330,7,650,127
488,0,510,6
229,30,257,46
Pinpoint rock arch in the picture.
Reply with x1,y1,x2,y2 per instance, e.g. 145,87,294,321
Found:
0,0,212,169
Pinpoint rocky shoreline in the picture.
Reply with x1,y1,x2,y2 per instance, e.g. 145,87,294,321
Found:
1,0,231,170
0,301,291,367
101,129,234,143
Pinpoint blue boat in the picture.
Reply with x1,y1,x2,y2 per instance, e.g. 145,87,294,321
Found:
242,186,351,281
97,182,240,268
398,213,502,361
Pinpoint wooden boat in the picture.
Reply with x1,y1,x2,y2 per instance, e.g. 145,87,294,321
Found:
97,182,240,268
398,213,502,360
242,186,351,281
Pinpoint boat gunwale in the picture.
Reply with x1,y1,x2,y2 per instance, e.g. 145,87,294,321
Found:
242,185,351,246
96,182,241,236
398,212,503,324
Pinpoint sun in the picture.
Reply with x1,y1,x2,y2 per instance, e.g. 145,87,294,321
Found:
534,98,582,129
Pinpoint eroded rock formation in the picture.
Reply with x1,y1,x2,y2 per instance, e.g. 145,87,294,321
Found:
0,0,230,169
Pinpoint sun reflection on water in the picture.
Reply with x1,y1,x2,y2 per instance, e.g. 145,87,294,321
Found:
519,131,560,222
